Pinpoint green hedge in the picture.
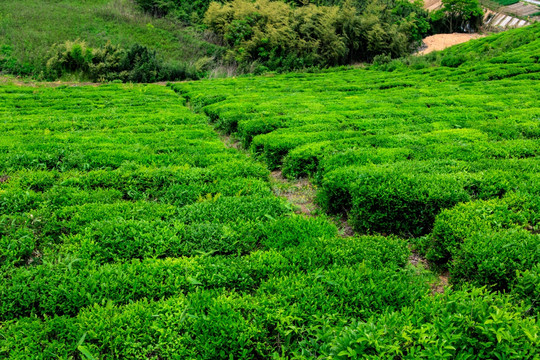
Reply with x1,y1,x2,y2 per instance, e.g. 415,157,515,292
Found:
452,229,540,291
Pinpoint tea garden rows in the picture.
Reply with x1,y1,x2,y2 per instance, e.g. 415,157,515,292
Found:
1,25,539,359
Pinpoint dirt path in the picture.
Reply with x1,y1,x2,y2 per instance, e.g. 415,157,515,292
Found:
417,33,485,55
270,170,318,217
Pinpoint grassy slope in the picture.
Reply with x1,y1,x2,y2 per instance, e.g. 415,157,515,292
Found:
0,0,223,75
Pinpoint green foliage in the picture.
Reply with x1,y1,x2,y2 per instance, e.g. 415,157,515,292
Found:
490,0,519,5
431,0,483,33
172,25,540,303
0,0,224,80
348,171,470,236
45,40,195,82
2,27,540,357
452,229,540,291
320,287,540,359
203,0,426,71
0,45,34,76
134,0,224,22
422,195,539,292
440,54,466,67
425,198,528,266
512,264,540,317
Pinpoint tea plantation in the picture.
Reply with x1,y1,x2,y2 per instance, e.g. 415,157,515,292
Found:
174,22,540,291
1,26,540,359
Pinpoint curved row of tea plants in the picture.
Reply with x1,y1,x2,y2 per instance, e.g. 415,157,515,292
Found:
172,24,540,299
1,82,538,358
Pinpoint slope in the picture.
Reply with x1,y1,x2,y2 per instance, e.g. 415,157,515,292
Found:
172,23,540,290
0,0,224,78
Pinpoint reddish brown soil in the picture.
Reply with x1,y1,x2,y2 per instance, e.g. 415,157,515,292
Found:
418,33,485,55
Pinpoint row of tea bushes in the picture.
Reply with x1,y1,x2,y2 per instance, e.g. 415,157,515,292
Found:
423,192,539,295
170,25,540,303
0,233,409,321
2,34,540,356
0,84,442,359
3,284,538,358
317,160,539,235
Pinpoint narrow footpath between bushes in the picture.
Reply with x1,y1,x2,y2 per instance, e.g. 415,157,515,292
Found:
180,89,449,295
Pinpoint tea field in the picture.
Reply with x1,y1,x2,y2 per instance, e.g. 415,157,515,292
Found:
174,23,540,290
1,25,540,359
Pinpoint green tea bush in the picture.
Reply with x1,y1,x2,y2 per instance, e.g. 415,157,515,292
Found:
348,171,470,236
451,229,540,291
319,287,539,359
512,264,540,317
441,54,467,67
425,198,528,266
1,265,430,359
3,28,540,355
0,189,42,214
0,232,410,322
318,165,475,236
251,130,358,170
0,215,36,267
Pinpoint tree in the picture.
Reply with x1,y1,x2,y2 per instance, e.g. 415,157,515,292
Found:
434,0,483,33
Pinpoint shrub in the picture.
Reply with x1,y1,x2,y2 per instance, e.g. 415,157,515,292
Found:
0,215,36,267
0,45,34,76
512,264,540,316
45,40,94,78
134,0,223,22
319,167,470,236
349,171,470,236
320,287,539,359
441,54,467,67
46,40,196,82
203,0,419,72
425,198,528,266
451,229,540,291
317,166,363,215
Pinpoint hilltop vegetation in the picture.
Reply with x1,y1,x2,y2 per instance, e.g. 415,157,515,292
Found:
1,0,487,81
1,24,539,358
0,0,224,80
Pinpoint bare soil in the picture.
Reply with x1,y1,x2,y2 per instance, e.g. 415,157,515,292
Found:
417,33,485,55
408,247,450,294
424,0,442,11
271,171,319,217
503,2,540,17
431,272,450,294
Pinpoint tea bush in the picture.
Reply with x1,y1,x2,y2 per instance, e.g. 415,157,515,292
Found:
173,24,540,242
452,229,540,291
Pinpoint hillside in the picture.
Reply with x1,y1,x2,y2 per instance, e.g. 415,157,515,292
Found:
0,0,224,79
1,24,539,358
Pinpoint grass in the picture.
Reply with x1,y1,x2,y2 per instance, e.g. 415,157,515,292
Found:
0,0,224,77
